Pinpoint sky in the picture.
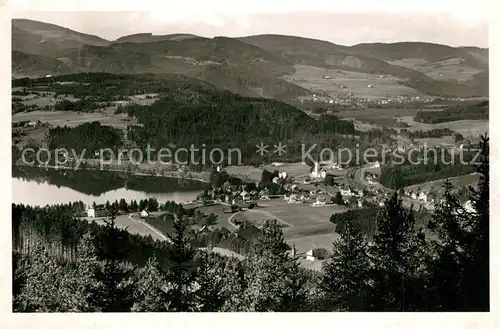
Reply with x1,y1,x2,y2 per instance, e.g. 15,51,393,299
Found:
9,0,491,47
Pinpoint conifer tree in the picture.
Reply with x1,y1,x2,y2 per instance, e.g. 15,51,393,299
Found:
243,220,307,311
425,181,469,310
321,220,370,311
465,134,489,310
426,135,490,310
195,251,226,312
15,242,71,312
164,216,198,311
132,257,170,312
66,232,103,312
93,211,136,312
368,192,423,311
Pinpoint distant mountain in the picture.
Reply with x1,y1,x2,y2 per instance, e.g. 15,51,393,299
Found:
11,20,489,99
12,19,110,56
12,51,72,76
460,47,489,65
114,33,200,43
349,42,486,68
240,35,489,97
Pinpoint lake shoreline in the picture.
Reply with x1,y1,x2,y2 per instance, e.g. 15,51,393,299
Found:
13,162,211,184
12,165,207,207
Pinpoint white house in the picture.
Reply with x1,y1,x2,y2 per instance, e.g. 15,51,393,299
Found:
312,200,326,207
411,192,417,200
272,177,280,184
28,121,39,127
86,204,106,218
306,248,329,261
240,190,250,201
140,209,149,218
418,192,428,203
340,186,352,197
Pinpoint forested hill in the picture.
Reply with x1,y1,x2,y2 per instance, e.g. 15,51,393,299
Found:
124,83,356,164
12,73,359,165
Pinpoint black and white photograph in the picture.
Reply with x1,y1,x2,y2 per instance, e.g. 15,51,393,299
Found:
1,0,495,324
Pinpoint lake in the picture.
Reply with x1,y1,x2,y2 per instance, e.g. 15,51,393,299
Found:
12,166,207,207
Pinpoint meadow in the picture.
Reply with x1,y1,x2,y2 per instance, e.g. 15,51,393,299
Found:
12,110,130,129
285,64,422,100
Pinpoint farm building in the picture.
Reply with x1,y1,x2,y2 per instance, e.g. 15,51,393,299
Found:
240,190,251,201
140,210,150,218
86,204,107,218
418,192,428,203
234,201,250,210
28,120,40,128
306,248,329,261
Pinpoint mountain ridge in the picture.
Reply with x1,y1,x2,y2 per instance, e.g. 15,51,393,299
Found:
12,19,489,99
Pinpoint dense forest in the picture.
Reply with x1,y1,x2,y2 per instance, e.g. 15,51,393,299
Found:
380,150,476,189
125,91,356,164
330,205,431,239
12,136,489,312
46,122,123,155
414,100,488,124
12,73,403,166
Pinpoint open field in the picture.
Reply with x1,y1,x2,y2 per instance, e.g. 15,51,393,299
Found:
12,110,130,129
232,199,347,254
388,58,482,82
287,233,339,254
285,64,422,100
86,213,166,240
193,203,237,231
399,116,489,136
413,136,456,148
336,107,421,119
13,92,57,107
225,162,311,181
224,165,264,181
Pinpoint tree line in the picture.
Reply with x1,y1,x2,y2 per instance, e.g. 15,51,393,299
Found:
380,150,475,189
414,101,488,124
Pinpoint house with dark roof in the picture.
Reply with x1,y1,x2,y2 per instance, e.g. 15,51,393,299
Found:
86,204,107,218
306,248,329,261
234,201,250,210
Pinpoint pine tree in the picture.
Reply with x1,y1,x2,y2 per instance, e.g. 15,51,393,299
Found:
65,232,103,312
164,217,198,311
132,257,170,312
425,135,489,311
243,220,307,312
219,258,247,312
425,181,469,310
321,220,370,311
93,212,136,312
15,242,72,312
195,251,226,311
368,191,423,311
464,134,489,310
